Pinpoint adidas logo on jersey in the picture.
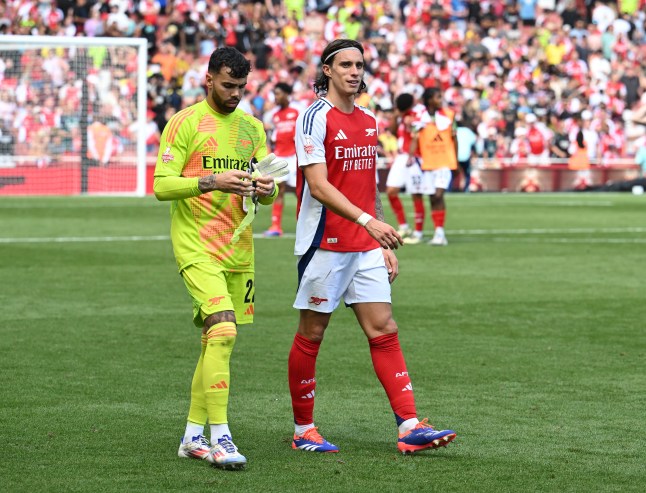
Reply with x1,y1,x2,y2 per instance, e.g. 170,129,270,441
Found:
334,129,348,140
402,383,413,392
432,134,444,142
203,137,218,152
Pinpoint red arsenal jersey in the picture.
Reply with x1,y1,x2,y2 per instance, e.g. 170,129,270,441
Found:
294,98,379,254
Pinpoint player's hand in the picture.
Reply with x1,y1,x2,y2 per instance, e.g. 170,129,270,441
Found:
253,175,276,197
382,249,399,283
365,219,404,250
198,170,253,196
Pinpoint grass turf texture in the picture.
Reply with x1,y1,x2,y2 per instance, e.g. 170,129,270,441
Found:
1,193,644,492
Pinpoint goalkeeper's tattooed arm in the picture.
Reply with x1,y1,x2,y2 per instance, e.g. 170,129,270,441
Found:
197,170,255,195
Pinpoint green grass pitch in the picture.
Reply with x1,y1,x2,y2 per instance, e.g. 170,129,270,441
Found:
1,192,644,492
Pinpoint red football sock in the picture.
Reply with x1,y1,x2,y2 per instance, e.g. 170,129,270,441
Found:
413,197,425,232
431,209,446,228
369,333,417,425
388,194,406,226
288,333,321,425
271,202,283,229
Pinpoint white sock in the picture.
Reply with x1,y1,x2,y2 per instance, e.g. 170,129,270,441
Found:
412,230,423,239
183,421,205,441
210,423,232,443
399,223,409,230
295,423,315,436
398,418,419,435
435,227,445,236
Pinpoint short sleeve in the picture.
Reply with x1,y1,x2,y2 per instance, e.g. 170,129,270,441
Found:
295,108,327,166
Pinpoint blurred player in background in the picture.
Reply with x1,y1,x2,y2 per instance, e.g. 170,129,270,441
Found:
385,93,428,242
455,118,478,192
87,118,114,167
263,82,300,237
154,47,279,470
410,87,458,246
288,39,457,455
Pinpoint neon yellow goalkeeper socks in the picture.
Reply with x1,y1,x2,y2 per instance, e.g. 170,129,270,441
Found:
203,322,237,424
187,335,208,426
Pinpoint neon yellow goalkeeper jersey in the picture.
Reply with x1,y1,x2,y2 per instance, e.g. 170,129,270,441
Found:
154,100,269,272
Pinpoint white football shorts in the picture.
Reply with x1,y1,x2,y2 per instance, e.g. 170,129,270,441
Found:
385,153,409,188
421,167,453,195
294,248,391,313
273,154,297,188
386,154,427,195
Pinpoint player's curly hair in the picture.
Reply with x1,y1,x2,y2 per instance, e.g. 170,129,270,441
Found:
208,47,251,78
395,93,414,112
422,87,441,107
275,82,293,94
313,39,367,98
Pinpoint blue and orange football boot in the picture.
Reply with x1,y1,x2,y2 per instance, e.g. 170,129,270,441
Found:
292,427,339,453
397,419,456,454
263,227,283,237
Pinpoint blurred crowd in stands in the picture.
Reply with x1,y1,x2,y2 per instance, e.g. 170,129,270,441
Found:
0,0,644,171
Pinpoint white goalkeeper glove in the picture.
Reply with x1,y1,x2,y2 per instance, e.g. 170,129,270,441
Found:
231,154,288,244
251,153,289,179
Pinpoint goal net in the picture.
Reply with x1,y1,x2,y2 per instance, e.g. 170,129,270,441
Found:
0,35,148,196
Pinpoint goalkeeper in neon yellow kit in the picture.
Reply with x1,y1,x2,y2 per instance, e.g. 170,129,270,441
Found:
153,47,285,470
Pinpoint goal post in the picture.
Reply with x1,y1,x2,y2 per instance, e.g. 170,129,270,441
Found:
0,35,148,196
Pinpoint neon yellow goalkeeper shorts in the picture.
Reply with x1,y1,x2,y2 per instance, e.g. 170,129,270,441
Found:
181,262,255,327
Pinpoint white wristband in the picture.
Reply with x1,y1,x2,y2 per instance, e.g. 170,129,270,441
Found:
355,212,373,227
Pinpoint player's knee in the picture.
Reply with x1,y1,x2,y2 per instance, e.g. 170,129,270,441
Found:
297,322,328,343
205,321,238,348
298,310,330,342
363,317,399,338
379,317,399,335
387,317,399,332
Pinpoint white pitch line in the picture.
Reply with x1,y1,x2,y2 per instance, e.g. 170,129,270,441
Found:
0,227,644,244
490,237,646,244
458,200,616,207
450,227,646,235
0,234,296,244
0,235,170,244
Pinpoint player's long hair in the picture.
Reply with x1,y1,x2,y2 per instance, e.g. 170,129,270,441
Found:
208,47,251,78
313,39,367,98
